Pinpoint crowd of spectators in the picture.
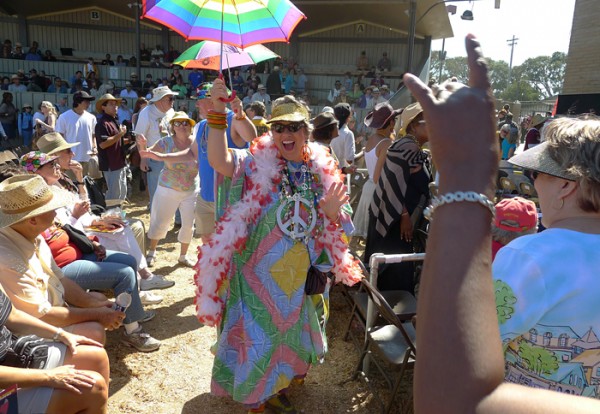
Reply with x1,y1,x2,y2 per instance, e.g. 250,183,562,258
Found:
2,37,406,114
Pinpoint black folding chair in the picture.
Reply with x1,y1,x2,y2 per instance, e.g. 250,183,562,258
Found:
343,253,418,352
353,278,417,414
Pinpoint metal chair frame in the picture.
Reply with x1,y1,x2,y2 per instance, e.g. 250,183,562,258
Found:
342,254,417,352
353,277,417,414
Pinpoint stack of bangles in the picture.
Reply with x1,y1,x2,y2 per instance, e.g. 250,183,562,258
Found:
207,110,228,130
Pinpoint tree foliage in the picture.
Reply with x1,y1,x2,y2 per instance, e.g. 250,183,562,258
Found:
495,280,517,325
518,341,559,376
430,51,566,101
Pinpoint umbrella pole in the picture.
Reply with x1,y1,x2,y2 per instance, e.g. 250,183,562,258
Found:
217,0,236,102
226,55,233,90
220,0,225,74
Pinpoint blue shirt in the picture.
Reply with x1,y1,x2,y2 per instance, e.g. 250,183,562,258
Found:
196,111,248,202
188,71,205,89
501,138,517,160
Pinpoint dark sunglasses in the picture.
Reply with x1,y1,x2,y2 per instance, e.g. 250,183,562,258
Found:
173,120,190,127
271,123,304,134
526,170,540,181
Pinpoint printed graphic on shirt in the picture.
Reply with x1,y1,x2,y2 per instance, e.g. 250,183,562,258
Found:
496,280,600,398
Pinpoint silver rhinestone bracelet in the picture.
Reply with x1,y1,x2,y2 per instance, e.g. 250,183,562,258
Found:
424,191,495,221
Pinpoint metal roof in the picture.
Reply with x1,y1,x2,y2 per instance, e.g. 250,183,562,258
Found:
1,0,453,40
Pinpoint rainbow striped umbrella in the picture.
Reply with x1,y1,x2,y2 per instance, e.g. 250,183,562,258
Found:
174,41,279,70
142,0,306,48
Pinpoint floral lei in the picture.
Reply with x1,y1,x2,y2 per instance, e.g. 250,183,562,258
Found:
193,134,363,327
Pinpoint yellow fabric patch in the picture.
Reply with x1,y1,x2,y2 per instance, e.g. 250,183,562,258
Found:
270,243,309,298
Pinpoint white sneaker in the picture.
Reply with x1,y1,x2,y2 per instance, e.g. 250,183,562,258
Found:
139,290,163,305
140,274,175,291
178,256,195,267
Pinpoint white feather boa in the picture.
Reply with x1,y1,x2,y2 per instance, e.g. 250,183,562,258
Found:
193,134,363,326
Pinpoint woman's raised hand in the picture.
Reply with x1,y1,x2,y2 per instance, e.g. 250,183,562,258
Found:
403,34,498,195
135,133,147,150
319,181,349,222
210,78,228,113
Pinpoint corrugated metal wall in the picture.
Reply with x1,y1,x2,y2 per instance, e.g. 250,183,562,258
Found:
24,9,166,57
1,10,429,106
0,18,20,43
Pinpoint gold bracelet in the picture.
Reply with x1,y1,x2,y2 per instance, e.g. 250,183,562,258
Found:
235,112,246,121
207,122,228,130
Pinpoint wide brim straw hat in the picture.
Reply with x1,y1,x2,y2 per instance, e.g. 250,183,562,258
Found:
36,132,80,155
266,101,310,124
169,111,196,128
364,102,403,129
95,93,123,113
508,141,577,181
529,113,548,128
0,175,76,228
399,102,424,135
150,86,178,102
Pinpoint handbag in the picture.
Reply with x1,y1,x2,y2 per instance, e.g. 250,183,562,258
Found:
304,265,333,295
87,154,103,180
62,224,95,254
2,334,49,369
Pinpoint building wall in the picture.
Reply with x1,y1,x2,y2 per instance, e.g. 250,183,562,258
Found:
562,0,600,94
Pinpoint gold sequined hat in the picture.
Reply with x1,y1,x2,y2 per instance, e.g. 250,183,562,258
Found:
266,101,310,124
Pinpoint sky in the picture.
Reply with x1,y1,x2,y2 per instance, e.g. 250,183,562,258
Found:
431,0,576,66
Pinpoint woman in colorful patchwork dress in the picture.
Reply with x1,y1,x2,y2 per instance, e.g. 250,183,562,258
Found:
196,79,362,414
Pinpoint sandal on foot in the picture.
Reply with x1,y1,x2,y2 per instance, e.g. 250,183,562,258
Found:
291,377,305,386
265,394,297,414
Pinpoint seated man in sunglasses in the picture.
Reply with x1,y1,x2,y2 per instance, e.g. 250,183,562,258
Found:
138,83,257,244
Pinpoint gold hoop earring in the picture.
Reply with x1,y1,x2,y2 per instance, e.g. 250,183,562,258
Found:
552,198,564,210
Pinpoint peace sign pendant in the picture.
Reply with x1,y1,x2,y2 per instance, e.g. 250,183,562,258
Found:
276,193,317,242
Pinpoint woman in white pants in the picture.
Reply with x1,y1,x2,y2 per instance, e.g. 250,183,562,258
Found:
145,112,199,267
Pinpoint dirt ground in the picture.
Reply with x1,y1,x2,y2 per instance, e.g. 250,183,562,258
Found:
105,189,413,414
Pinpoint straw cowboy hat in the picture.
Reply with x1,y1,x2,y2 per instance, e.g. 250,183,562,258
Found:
150,86,178,103
95,93,122,113
0,175,74,228
529,114,548,128
399,102,424,135
364,102,403,129
36,132,80,155
169,111,196,128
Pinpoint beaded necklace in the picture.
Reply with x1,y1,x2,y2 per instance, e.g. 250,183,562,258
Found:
277,161,324,244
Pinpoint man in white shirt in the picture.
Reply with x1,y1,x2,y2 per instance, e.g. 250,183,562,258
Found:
134,86,177,207
119,82,139,99
330,103,357,174
251,84,271,104
54,91,97,176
